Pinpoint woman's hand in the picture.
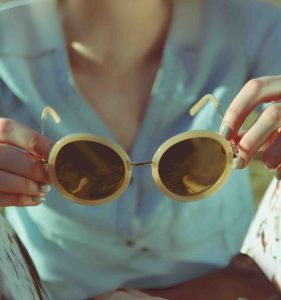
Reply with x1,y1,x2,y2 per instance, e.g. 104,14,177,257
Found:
142,254,278,300
0,118,53,206
219,75,281,174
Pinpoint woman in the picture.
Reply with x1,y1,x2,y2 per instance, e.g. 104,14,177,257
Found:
0,0,281,299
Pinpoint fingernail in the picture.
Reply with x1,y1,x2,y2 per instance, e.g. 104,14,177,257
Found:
263,163,275,171
233,157,245,169
32,196,46,204
38,184,51,194
43,163,50,182
219,125,232,140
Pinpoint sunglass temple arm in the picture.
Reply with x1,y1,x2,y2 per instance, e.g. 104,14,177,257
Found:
41,107,61,163
189,94,224,120
189,94,239,158
41,106,61,136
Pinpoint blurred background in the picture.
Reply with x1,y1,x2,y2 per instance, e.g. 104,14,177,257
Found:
265,0,281,7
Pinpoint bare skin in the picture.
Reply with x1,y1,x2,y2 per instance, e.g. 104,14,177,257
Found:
0,0,172,205
0,119,52,205
0,3,280,204
0,0,281,297
143,254,280,300
58,0,172,151
220,75,281,172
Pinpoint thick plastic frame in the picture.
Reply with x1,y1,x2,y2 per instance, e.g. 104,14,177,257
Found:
152,130,233,201
48,133,132,205
42,94,236,205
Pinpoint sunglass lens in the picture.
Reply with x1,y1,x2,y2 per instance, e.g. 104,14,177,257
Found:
55,141,125,200
158,138,227,196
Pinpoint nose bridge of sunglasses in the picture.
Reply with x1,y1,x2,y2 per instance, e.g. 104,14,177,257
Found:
131,161,152,166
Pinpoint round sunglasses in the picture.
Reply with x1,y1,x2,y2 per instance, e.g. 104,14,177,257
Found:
42,95,238,205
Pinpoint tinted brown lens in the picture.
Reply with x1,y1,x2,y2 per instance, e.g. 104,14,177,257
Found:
55,141,125,200
158,138,227,196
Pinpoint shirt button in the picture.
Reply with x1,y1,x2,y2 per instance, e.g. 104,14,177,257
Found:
126,240,135,247
141,247,149,252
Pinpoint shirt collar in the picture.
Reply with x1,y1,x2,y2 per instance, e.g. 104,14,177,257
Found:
0,0,62,57
0,0,205,57
166,0,205,53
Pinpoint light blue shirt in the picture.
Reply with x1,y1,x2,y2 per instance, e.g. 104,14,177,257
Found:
1,0,281,299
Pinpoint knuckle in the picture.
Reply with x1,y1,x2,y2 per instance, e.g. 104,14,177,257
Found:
26,132,40,151
21,177,37,195
0,118,14,139
13,194,23,203
238,136,255,156
29,159,42,180
264,104,281,124
15,194,31,203
0,197,7,207
245,79,263,96
13,194,25,203
226,106,240,120
0,144,7,160
262,146,280,169
262,157,277,169
29,158,39,174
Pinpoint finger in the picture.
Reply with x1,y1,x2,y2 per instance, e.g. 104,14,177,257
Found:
0,170,43,195
0,118,53,158
0,144,48,184
262,131,281,169
0,192,44,207
235,129,247,144
220,76,281,139
233,103,281,167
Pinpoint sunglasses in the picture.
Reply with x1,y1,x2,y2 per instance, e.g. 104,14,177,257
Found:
42,95,238,205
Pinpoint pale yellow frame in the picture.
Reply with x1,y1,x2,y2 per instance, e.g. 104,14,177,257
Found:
152,130,233,201
48,130,233,205
42,94,235,205
48,133,132,205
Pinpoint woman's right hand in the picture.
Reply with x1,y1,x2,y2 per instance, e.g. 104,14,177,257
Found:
0,118,53,207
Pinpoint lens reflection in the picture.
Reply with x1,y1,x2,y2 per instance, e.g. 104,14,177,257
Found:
158,138,227,196
55,141,125,200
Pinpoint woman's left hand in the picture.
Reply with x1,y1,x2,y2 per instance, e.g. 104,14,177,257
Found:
219,75,281,176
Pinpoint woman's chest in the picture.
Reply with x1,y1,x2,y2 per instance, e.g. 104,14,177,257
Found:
71,65,158,152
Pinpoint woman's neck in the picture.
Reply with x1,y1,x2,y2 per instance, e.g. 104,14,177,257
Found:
58,0,172,74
